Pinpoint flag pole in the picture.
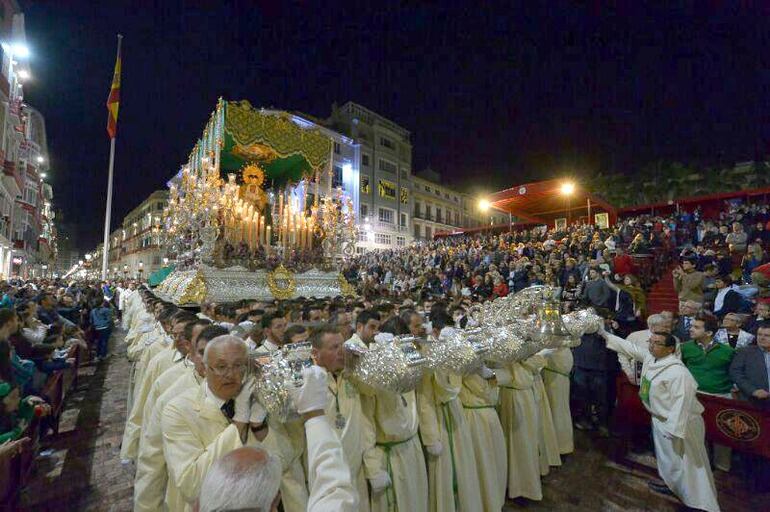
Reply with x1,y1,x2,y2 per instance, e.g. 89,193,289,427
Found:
101,34,122,281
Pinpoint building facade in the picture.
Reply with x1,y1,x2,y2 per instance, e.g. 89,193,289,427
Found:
328,102,413,251
103,190,169,280
0,5,57,278
412,168,508,240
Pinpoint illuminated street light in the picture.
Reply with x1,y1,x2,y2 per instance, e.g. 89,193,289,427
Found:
36,155,44,163
478,199,490,212
17,69,30,81
78,260,83,266
560,182,575,195
40,173,47,179
10,43,30,59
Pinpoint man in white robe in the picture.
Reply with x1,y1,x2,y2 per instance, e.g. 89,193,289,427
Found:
311,324,376,512
351,310,429,512
133,324,229,512
542,346,574,455
599,327,721,512
161,335,267,511
417,320,483,512
121,313,195,462
460,364,510,511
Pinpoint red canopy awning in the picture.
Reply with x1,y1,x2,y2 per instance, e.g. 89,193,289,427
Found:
487,179,617,225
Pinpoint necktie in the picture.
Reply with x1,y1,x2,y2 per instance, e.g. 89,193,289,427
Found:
221,399,235,420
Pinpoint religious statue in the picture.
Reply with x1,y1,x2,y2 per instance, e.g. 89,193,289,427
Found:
239,164,268,213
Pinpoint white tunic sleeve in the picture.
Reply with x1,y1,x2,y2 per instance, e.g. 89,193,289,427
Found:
305,415,358,512
604,331,648,363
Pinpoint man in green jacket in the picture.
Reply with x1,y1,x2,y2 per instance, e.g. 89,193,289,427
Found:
680,312,735,471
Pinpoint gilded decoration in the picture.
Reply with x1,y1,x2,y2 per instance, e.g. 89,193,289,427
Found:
267,264,297,300
338,274,356,297
179,271,208,305
225,100,331,169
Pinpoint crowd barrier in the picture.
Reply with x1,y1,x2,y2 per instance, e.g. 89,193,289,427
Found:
613,374,770,460
0,344,81,510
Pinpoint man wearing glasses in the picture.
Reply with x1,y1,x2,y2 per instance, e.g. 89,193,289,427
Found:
161,335,267,510
599,325,720,512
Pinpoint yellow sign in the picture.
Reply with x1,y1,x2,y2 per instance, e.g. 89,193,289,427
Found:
361,175,371,195
400,187,409,204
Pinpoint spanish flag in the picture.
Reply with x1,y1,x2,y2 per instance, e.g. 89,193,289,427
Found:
106,35,122,139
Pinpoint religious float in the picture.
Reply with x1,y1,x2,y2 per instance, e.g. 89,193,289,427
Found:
153,99,358,305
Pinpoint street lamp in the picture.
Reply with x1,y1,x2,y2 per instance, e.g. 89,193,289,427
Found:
478,199,490,212
36,155,44,164
78,260,83,266
163,257,169,266
560,182,575,224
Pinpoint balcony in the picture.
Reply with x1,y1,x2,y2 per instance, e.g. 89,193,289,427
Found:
2,160,22,197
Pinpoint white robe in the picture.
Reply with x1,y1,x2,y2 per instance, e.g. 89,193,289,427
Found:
605,332,721,512
498,361,542,501
417,370,483,512
459,372,508,512
542,347,574,454
526,354,562,475
134,366,200,512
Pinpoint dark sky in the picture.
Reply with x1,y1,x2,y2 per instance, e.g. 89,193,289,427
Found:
19,1,770,249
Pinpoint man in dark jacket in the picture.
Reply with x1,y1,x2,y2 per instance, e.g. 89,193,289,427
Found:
571,328,619,436
729,325,770,409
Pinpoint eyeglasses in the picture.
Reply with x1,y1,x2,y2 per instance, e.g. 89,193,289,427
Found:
207,363,249,377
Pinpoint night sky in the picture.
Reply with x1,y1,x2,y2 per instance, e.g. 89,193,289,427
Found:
19,2,770,249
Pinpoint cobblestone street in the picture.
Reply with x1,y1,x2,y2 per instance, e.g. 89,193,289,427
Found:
20,330,134,511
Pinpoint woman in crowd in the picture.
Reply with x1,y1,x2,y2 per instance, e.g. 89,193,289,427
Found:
0,380,50,443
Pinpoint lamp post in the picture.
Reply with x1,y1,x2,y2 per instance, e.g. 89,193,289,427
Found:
123,264,128,279
138,260,144,281
560,182,575,225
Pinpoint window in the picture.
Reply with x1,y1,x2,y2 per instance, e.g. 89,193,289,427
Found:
378,208,394,224
152,256,161,265
374,233,392,245
400,169,408,179
425,226,433,239
436,208,442,223
378,179,396,199
396,236,406,247
414,224,421,238
444,193,450,199
157,202,165,210
454,196,459,203
426,205,432,219
424,185,431,192
333,142,341,154
454,211,460,225
400,212,407,227
414,201,421,218
23,185,36,206
380,136,395,149
360,203,368,218
378,158,397,174
361,154,370,166
332,165,343,189
361,175,370,195
435,189,441,196
357,232,368,242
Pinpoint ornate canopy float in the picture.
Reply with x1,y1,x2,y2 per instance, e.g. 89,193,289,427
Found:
155,99,357,304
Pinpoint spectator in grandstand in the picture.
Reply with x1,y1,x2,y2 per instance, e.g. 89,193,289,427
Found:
680,312,735,472
37,293,75,328
672,256,705,304
725,222,748,253
713,275,750,319
671,300,703,341
713,313,755,349
0,381,50,443
742,241,766,283
729,324,770,408
581,268,613,311
744,302,770,335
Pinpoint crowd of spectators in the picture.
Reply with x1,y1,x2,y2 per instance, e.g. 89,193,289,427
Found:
0,279,134,474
